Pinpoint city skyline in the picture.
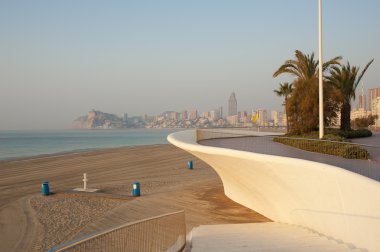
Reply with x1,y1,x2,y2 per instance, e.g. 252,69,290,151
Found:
1,1,380,130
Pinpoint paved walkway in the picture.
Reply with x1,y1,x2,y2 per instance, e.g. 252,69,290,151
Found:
200,133,380,181
190,223,365,252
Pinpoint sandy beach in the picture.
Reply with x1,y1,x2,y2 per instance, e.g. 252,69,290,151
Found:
0,144,270,251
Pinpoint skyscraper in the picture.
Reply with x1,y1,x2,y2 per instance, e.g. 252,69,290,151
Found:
357,84,366,110
271,110,279,126
218,106,223,119
258,109,268,126
374,97,380,128
228,92,237,116
180,110,188,120
369,87,380,112
188,109,198,120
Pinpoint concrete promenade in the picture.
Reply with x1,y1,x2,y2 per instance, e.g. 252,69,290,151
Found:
191,132,378,251
200,132,380,181
191,223,363,252
169,130,380,251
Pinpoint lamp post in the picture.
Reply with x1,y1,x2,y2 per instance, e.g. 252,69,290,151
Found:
318,0,324,139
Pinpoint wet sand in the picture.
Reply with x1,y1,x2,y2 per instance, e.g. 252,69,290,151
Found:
0,144,270,251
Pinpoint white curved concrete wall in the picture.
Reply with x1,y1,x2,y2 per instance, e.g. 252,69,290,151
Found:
168,130,380,252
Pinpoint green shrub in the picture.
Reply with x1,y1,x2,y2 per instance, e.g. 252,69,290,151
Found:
339,145,369,160
338,129,372,139
273,137,369,160
322,134,346,142
296,129,373,139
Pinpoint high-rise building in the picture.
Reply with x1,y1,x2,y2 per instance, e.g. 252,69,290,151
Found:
188,109,198,120
218,106,223,119
271,110,279,126
371,97,380,128
180,110,188,120
368,87,380,112
239,111,248,123
277,112,283,126
209,110,217,121
282,113,287,127
257,109,268,126
352,84,369,120
170,112,178,120
228,92,237,116
357,84,367,110
250,110,257,124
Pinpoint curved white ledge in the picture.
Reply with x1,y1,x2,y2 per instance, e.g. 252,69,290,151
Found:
168,130,380,252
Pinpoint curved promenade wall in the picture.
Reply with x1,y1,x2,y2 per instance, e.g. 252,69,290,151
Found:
168,130,380,252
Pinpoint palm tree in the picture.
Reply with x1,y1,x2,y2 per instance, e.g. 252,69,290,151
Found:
326,59,374,131
273,50,341,81
274,82,293,132
273,50,341,133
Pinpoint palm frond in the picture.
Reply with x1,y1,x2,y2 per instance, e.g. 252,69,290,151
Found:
356,59,374,86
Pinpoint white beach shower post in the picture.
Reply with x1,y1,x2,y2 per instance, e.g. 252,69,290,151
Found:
83,173,88,190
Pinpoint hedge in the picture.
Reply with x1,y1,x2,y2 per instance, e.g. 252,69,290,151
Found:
273,137,369,160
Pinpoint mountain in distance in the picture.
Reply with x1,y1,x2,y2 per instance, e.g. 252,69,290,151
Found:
72,110,124,129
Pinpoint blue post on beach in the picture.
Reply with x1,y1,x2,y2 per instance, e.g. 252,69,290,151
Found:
41,181,50,196
187,160,193,169
132,181,140,197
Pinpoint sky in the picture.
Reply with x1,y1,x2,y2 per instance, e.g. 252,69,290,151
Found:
1,0,379,129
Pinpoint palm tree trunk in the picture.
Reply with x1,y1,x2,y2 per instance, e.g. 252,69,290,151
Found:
340,101,351,131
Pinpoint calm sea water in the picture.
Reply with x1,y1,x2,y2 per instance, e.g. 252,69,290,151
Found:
0,129,179,160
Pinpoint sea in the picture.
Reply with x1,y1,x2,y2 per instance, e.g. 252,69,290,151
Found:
0,129,180,161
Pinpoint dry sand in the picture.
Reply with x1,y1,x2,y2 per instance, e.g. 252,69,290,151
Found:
0,144,270,251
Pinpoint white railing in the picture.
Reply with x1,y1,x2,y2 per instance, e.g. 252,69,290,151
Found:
48,210,186,252
196,128,380,181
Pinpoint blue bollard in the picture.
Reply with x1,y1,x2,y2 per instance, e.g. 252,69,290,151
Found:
132,181,140,197
41,181,50,196
187,160,193,169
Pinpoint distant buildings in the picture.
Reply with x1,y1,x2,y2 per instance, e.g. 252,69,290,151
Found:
350,109,368,121
209,107,223,121
75,85,380,130
188,109,198,120
239,111,248,123
170,111,178,120
346,85,380,129
281,112,288,127
228,92,237,116
351,85,369,121
271,110,279,126
227,92,238,125
372,97,380,128
92,91,292,129
180,111,188,120
368,87,380,113
131,91,284,128
227,115,238,125
357,85,366,110
201,111,210,119
257,109,268,126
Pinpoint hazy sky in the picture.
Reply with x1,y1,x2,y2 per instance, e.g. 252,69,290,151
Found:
1,1,379,129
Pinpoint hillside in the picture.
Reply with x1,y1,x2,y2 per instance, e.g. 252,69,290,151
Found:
72,110,124,129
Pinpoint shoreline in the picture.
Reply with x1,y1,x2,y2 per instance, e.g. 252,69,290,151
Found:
0,143,169,163
0,128,179,162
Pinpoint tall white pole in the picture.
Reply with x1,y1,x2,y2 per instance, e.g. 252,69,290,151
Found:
318,0,324,139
